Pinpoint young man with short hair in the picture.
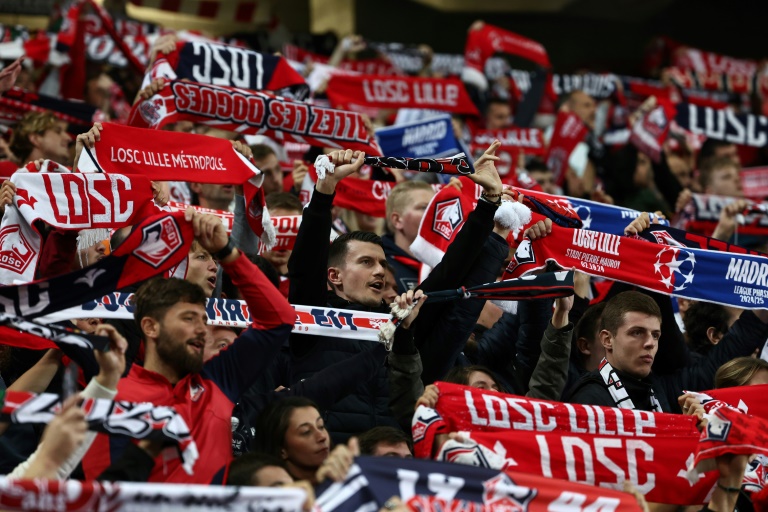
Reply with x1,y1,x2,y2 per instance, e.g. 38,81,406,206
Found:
699,156,743,198
358,426,413,458
383,180,435,292
566,291,768,412
7,111,72,167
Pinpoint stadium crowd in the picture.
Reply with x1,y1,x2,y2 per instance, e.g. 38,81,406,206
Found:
2,3,768,511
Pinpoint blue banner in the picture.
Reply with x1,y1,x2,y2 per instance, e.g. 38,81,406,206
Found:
567,196,669,235
375,114,461,158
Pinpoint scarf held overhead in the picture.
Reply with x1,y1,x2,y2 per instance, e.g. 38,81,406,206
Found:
128,79,381,155
148,39,308,100
0,171,157,284
75,122,263,185
505,221,768,309
74,124,274,246
325,74,480,116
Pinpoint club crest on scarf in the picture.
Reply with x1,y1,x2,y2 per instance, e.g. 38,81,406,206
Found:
514,239,536,265
481,473,537,512
0,226,34,274
654,246,696,291
702,411,732,443
134,217,183,268
432,197,463,240
138,96,167,125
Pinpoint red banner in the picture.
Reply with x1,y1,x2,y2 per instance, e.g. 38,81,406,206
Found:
470,127,545,177
427,383,715,505
545,111,588,186
76,122,261,184
326,75,479,116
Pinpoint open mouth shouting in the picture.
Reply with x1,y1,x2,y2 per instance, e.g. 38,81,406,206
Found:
187,338,204,354
368,280,384,294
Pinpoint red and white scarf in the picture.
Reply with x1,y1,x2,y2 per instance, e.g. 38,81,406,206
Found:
127,79,382,155
0,169,157,284
545,111,589,186
410,177,483,267
412,382,768,505
462,23,550,90
0,477,307,511
673,45,759,76
629,97,676,163
665,66,768,98
325,74,479,116
1,389,198,475
469,127,546,177
74,123,274,247
741,167,768,199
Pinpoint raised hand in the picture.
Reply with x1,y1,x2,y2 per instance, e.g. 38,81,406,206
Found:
292,160,308,192
468,140,503,196
0,57,22,94
72,123,103,172
135,78,166,104
396,289,426,330
315,149,365,195
93,323,128,390
524,218,552,240
315,437,359,483
185,208,237,262
231,140,253,160
415,384,439,410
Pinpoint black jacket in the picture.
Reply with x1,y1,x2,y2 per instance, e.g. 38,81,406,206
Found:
566,367,673,412
565,310,768,412
287,188,399,443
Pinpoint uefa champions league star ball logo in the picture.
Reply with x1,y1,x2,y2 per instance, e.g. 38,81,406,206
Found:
654,247,696,291
573,205,592,230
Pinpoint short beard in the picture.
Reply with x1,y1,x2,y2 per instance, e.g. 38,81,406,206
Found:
156,328,204,377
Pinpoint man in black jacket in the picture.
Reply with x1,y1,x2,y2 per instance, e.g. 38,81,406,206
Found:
288,149,424,442
288,145,504,442
566,290,768,413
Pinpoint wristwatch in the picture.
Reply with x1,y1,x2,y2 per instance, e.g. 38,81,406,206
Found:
212,238,235,260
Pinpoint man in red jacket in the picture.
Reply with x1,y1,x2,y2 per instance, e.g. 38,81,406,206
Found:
81,208,295,483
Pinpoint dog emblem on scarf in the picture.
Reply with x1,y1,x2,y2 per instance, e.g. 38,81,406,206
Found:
135,217,183,268
703,410,732,442
482,473,536,512
514,239,536,265
0,225,35,273
432,197,463,240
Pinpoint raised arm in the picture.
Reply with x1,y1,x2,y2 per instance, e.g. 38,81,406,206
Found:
288,149,365,306
187,209,293,402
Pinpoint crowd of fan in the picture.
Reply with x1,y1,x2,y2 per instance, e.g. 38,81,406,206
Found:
1,15,767,512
